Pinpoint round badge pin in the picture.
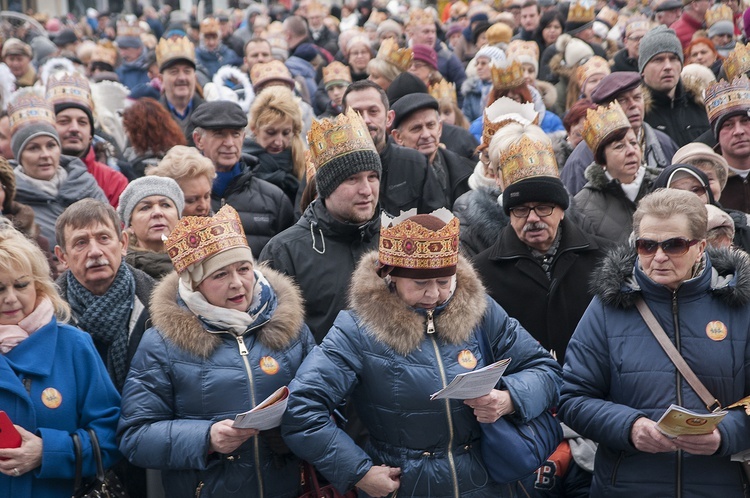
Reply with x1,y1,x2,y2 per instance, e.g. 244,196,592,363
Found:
260,356,279,375
705,321,728,341
458,350,478,370
41,387,62,409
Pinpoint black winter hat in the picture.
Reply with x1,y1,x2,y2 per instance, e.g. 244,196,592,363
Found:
502,177,570,215
386,72,428,106
390,93,439,130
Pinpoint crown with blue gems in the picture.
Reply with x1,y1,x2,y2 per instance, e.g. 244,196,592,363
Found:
704,76,750,126
8,92,56,136
46,71,94,110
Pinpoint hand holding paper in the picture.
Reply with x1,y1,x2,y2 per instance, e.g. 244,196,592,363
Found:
430,358,511,400
233,386,290,431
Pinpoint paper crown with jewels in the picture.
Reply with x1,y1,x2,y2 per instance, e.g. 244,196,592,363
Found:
724,42,750,81
567,0,595,23
596,6,619,28
116,19,141,38
429,80,457,104
8,92,57,136
250,59,294,88
706,4,733,28
378,208,460,275
200,17,220,34
498,135,559,187
407,8,435,28
576,56,610,86
165,204,248,274
91,41,118,67
323,61,352,87
156,36,196,71
377,38,413,72
506,40,539,64
491,58,525,90
46,71,93,110
704,76,750,126
307,108,377,170
481,97,539,149
582,100,631,155
625,17,651,37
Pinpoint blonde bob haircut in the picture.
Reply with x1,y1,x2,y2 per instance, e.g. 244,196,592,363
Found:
248,86,306,180
148,145,217,185
488,122,551,178
633,188,708,241
0,227,70,322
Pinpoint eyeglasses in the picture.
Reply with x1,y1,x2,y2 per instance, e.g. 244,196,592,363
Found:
635,237,699,256
509,205,555,218
627,35,644,42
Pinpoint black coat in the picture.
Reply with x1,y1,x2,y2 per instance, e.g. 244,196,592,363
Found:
243,139,300,205
259,199,380,343
611,49,638,73
643,81,710,147
212,159,295,258
435,147,473,210
472,217,606,365
441,123,479,161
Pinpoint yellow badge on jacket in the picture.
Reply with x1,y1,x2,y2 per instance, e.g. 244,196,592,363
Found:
41,387,62,409
458,350,478,370
706,321,728,341
260,356,279,375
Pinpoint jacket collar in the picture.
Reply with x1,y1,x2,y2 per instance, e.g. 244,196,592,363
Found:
301,199,380,242
487,216,597,261
2,318,58,377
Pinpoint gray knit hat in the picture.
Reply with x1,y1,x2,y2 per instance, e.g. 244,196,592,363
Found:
117,176,185,227
638,25,684,73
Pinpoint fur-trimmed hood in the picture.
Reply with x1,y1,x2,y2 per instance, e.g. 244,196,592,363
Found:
150,266,306,358
643,78,705,115
549,52,575,80
348,252,487,355
535,80,558,112
591,245,750,309
583,161,659,190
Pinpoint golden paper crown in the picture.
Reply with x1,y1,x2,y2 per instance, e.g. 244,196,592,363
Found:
724,42,750,81
705,4,733,28
704,76,750,125
576,55,611,86
379,208,460,273
46,71,93,110
323,61,352,86
200,17,220,34
8,93,56,136
499,135,559,187
582,101,631,155
250,60,294,88
506,40,539,63
156,36,196,69
625,17,651,37
491,59,525,90
165,204,248,274
567,0,596,23
116,19,141,38
91,41,117,67
429,80,457,104
596,6,618,28
308,108,377,170
481,97,539,149
377,38,413,72
408,8,435,28
307,1,328,16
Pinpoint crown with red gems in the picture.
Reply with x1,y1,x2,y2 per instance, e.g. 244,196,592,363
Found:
323,61,352,87
499,135,559,187
165,204,248,274
377,38,413,72
8,92,56,136
704,76,750,126
379,208,460,272
491,58,525,90
724,42,750,81
46,71,93,110
582,100,631,154
481,96,539,150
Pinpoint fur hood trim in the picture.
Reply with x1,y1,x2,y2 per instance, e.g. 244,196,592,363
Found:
548,130,572,168
643,80,704,115
591,245,750,309
150,266,306,357
549,53,575,79
349,252,487,355
535,80,558,111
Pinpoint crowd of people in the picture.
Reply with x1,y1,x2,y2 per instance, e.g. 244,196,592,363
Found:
0,0,750,496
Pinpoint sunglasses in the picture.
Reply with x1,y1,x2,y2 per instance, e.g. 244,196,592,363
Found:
635,237,699,256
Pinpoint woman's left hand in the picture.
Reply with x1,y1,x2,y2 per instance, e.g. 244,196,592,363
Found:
674,429,722,456
0,425,43,477
464,389,515,423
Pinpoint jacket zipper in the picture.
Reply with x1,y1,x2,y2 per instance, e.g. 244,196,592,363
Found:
671,292,682,498
195,481,204,497
235,335,264,498
429,332,459,498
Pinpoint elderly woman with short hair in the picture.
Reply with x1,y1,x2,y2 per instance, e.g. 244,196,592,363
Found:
147,145,216,217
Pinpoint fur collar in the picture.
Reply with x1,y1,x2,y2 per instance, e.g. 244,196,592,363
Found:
549,53,574,79
591,245,750,309
150,266,306,357
349,252,487,355
642,79,704,115
583,161,658,190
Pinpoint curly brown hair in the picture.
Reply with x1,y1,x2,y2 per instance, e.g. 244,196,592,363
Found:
122,98,187,155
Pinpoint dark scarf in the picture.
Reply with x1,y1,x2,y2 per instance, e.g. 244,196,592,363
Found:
66,263,136,390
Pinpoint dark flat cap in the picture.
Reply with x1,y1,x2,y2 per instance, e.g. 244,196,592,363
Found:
391,93,439,130
654,0,682,11
386,72,428,107
591,72,642,104
191,101,248,129
54,29,79,47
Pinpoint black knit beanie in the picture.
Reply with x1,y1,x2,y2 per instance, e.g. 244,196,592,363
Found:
502,177,570,215
54,102,95,137
315,149,383,199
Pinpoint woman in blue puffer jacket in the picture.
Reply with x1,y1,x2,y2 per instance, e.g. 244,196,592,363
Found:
282,209,561,498
118,205,315,498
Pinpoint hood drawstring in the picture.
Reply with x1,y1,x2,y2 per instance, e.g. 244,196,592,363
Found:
310,221,326,254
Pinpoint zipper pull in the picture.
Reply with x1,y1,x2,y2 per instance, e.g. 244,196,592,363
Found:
426,310,435,334
236,336,249,356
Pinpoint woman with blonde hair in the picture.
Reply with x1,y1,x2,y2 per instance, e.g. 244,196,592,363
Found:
147,145,216,217
0,227,121,497
246,86,306,204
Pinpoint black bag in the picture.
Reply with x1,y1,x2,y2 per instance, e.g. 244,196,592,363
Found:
71,428,128,498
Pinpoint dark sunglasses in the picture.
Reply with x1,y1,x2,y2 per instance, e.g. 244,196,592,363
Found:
635,237,699,256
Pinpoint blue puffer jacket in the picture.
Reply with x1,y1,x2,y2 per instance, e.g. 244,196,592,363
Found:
282,252,562,497
118,269,316,498
0,317,121,498
560,247,750,498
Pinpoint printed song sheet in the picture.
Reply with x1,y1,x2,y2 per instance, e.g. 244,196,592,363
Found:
430,358,511,400
656,404,726,437
233,386,290,430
